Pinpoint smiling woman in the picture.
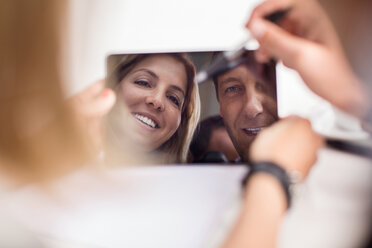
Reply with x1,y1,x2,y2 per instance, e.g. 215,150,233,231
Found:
106,53,200,163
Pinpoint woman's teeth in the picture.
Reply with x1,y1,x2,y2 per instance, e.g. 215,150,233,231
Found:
134,114,158,128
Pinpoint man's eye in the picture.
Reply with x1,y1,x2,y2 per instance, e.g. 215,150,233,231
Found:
255,81,269,94
256,82,263,91
167,95,180,107
134,80,150,87
225,86,239,93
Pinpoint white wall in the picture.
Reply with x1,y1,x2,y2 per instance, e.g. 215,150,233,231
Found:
63,0,262,95
62,0,368,139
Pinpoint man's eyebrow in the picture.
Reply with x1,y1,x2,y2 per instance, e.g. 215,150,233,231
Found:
169,85,185,97
131,68,159,80
220,77,242,85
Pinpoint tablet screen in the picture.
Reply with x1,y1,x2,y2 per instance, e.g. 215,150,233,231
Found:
106,51,278,163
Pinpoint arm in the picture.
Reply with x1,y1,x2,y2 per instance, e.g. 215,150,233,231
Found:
223,116,323,248
223,174,287,248
246,0,369,120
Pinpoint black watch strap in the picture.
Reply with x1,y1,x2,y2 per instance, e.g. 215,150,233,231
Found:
242,161,292,208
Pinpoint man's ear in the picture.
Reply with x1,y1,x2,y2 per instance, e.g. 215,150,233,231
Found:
219,107,223,117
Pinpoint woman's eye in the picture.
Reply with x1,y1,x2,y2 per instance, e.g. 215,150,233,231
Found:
167,95,180,107
134,80,150,87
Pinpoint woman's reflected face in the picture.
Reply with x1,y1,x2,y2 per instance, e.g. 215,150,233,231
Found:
119,55,187,151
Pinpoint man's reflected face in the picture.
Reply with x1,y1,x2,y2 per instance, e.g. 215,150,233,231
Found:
217,63,278,161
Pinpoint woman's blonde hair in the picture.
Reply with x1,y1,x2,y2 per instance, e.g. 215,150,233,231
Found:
0,0,92,182
107,53,200,163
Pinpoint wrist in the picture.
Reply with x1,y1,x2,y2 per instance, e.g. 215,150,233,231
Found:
243,173,287,214
242,161,293,208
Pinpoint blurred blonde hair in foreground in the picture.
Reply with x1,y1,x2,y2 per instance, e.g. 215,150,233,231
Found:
0,0,96,184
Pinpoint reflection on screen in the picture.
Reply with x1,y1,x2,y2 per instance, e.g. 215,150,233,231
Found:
105,51,278,164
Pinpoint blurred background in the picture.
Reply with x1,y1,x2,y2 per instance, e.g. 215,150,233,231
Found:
63,0,372,140
2,1,371,247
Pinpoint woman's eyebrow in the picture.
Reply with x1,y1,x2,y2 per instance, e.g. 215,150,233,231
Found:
132,68,159,79
131,68,185,97
170,85,185,97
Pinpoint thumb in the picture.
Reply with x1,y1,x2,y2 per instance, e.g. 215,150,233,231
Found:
249,19,309,68
88,88,116,116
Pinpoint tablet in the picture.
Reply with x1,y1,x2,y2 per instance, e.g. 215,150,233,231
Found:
105,51,278,163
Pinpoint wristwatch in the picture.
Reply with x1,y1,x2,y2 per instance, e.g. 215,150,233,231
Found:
241,161,295,208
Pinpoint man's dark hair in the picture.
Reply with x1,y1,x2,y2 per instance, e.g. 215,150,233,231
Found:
211,51,277,100
189,115,225,162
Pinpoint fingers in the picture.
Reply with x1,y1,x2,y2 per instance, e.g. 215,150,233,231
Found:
246,0,293,27
246,0,312,66
67,79,117,151
72,80,116,117
254,48,270,63
249,19,312,68
249,116,323,180
87,88,116,116
315,131,325,149
79,80,105,101
286,117,324,174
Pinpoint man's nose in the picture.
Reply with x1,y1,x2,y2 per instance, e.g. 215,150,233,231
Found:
243,93,263,118
145,92,165,111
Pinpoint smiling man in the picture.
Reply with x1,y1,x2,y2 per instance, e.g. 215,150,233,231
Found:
213,51,278,161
